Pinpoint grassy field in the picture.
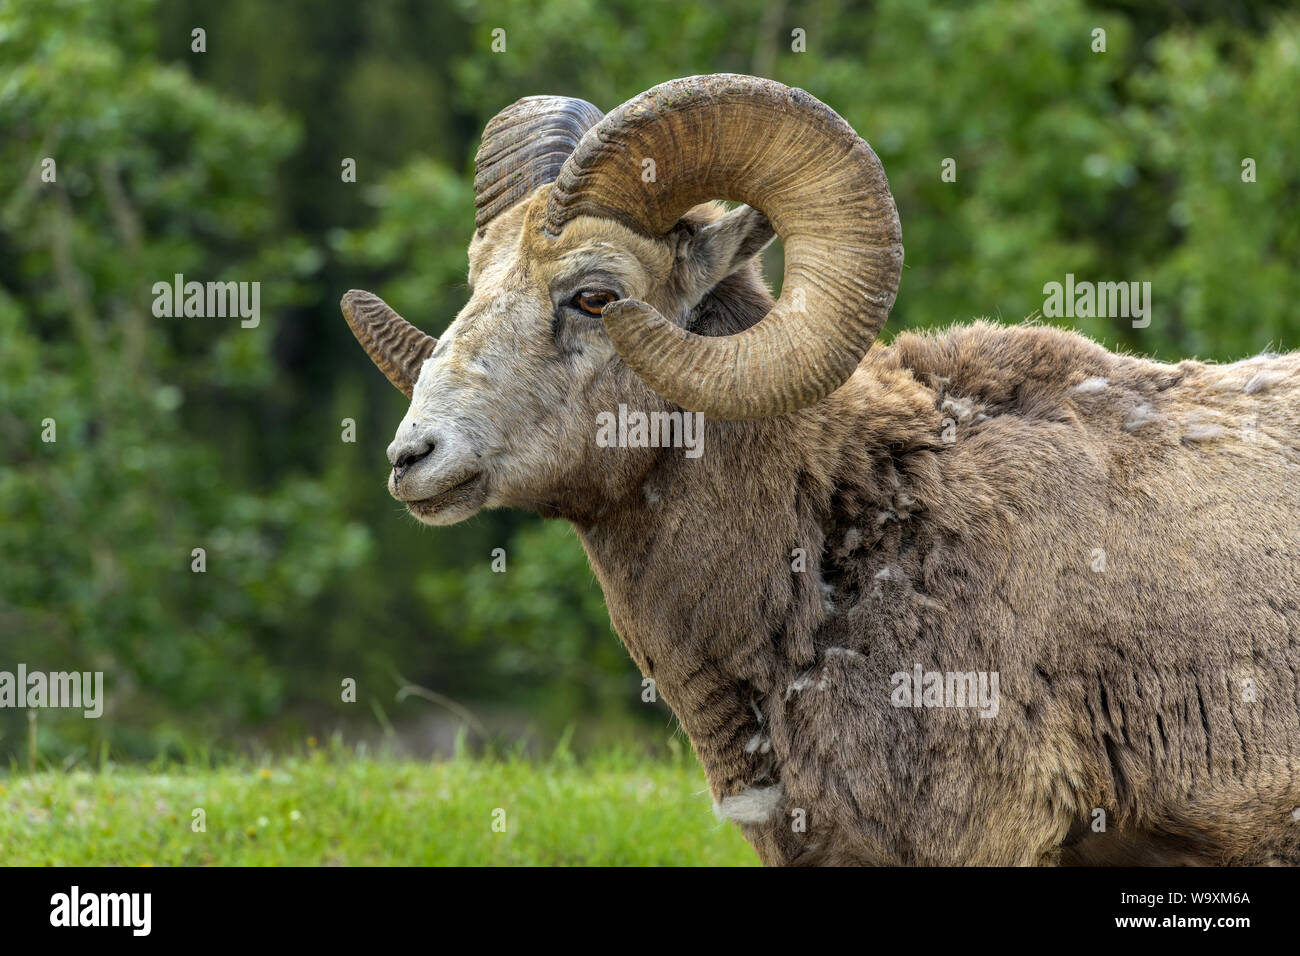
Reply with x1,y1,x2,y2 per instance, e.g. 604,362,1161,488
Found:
0,746,760,866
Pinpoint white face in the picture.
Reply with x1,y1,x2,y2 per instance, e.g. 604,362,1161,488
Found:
383,197,662,525
385,286,621,525
381,191,773,525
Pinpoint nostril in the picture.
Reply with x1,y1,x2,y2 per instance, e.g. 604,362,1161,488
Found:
391,442,433,478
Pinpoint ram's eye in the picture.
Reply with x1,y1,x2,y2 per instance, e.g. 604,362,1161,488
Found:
570,290,616,316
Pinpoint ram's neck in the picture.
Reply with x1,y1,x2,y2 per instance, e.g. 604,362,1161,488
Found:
570,356,942,800
571,413,822,797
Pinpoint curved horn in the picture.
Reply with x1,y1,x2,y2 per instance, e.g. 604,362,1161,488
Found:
474,95,604,234
545,74,902,420
341,290,437,399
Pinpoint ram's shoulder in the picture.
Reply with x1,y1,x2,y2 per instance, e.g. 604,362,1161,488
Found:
886,320,1184,417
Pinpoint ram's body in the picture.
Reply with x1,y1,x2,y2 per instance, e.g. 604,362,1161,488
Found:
580,314,1300,865
343,74,1300,865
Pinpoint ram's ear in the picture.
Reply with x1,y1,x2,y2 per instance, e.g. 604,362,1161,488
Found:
685,204,776,282
672,205,775,302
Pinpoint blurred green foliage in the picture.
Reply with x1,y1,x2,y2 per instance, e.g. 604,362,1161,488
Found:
2,0,1298,763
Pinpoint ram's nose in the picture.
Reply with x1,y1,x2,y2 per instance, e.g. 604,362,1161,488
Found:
387,436,434,481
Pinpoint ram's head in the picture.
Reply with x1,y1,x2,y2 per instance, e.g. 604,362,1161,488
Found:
342,74,902,525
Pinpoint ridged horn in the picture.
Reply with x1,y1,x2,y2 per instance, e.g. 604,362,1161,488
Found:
340,290,437,399
474,95,604,233
545,74,903,420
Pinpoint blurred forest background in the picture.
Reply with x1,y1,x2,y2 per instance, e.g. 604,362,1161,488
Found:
3,0,1298,765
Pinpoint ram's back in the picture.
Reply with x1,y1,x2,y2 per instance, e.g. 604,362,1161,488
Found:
884,321,1300,639
799,322,1300,863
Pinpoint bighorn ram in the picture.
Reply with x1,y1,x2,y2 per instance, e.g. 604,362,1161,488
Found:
342,74,1300,865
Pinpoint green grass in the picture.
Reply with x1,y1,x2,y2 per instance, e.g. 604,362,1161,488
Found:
0,747,760,866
